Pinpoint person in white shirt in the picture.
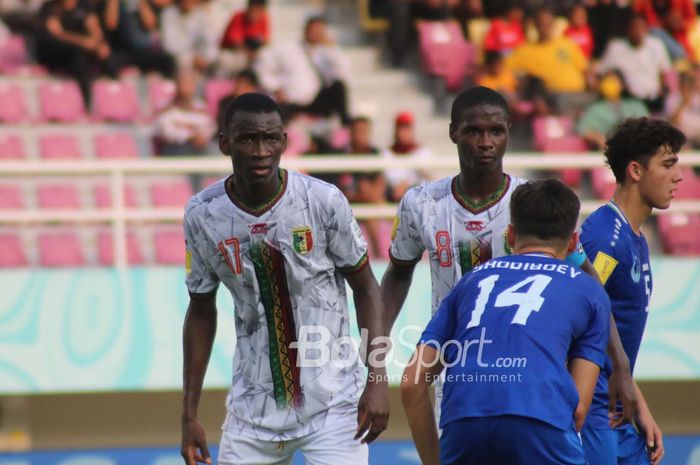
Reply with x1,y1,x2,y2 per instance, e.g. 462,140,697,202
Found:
254,15,351,124
160,0,218,73
666,69,700,148
598,13,672,113
382,111,431,202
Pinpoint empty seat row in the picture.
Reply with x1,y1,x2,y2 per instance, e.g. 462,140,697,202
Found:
0,132,140,160
0,227,185,267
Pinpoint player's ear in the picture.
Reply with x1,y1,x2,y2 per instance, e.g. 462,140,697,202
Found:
566,231,579,255
627,161,643,183
219,133,231,157
506,224,516,250
449,122,457,144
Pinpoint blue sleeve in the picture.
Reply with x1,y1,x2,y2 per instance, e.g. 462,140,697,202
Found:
565,241,586,268
580,217,622,287
569,285,611,368
418,283,459,350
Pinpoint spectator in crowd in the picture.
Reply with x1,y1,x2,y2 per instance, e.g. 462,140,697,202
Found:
661,7,697,60
634,0,696,30
154,69,216,156
36,0,119,106
587,0,628,58
665,68,700,146
477,51,517,99
507,7,590,115
565,3,594,59
577,70,649,149
483,2,525,56
160,0,217,73
216,69,261,133
254,16,351,125
383,111,430,202
94,0,176,77
598,13,672,112
0,0,44,34
218,0,269,75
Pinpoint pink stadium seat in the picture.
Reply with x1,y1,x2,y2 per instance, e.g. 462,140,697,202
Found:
39,230,86,266
205,79,235,118
285,127,308,157
154,228,186,264
150,179,193,207
675,168,700,199
147,78,176,116
94,133,139,159
92,80,141,122
0,35,28,73
591,167,617,200
0,83,29,123
39,134,82,159
359,220,392,260
93,183,139,208
0,184,24,209
97,230,144,265
417,21,476,91
39,80,86,122
37,183,81,209
533,116,588,187
0,232,27,266
657,213,700,255
0,134,26,160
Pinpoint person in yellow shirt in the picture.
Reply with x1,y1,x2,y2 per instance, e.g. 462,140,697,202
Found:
477,51,517,98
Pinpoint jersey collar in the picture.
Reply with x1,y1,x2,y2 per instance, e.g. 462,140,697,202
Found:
225,169,288,217
451,174,511,214
606,201,629,225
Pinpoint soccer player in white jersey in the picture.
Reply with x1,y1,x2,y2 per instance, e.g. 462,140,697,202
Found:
180,93,389,465
381,85,634,423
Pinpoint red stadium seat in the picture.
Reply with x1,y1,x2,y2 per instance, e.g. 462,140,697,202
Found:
417,21,476,91
533,116,588,187
39,230,86,266
97,230,145,265
205,79,235,118
93,183,139,208
0,82,29,123
39,80,86,122
37,183,81,209
591,167,617,201
150,179,193,207
657,213,700,255
94,132,139,159
0,134,26,160
147,77,176,116
675,168,700,199
39,134,82,159
0,232,28,266
154,227,186,264
0,184,24,209
92,79,141,123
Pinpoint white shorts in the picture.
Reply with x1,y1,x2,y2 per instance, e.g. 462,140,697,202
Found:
217,408,369,465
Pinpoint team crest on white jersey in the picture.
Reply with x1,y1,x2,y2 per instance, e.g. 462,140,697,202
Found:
292,226,313,254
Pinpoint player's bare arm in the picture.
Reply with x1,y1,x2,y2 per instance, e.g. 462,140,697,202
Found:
401,344,443,465
633,381,664,465
346,266,390,444
569,358,601,432
380,260,418,332
181,293,218,465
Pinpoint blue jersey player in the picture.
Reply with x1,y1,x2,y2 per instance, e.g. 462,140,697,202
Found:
401,179,611,465
580,118,686,465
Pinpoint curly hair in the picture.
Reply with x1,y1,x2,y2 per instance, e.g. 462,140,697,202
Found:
604,118,686,184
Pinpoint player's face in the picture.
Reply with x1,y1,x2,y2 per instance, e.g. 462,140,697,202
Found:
220,110,287,184
635,146,683,210
450,104,509,175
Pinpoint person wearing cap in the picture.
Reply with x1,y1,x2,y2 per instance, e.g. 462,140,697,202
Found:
383,111,431,202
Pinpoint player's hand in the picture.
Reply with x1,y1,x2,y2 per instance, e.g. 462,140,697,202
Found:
608,366,637,428
635,406,664,465
355,377,389,444
181,417,212,465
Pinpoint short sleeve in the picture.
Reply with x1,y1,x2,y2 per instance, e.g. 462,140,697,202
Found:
418,284,458,350
580,219,620,287
569,286,611,369
184,201,220,296
326,189,369,275
389,188,426,265
565,240,587,268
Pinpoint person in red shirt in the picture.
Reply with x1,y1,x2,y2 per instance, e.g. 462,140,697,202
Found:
634,0,696,29
634,0,697,61
564,3,594,59
220,0,269,51
483,2,525,55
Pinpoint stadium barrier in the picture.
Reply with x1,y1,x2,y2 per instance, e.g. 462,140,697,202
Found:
1,152,700,268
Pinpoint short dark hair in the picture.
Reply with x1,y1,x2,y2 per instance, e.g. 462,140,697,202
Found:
236,69,259,87
604,117,686,184
351,115,371,126
451,86,509,124
510,179,580,243
304,15,326,33
222,92,282,131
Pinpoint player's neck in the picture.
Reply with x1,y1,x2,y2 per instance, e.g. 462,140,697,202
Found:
611,186,651,235
457,170,505,201
515,246,566,260
229,169,285,212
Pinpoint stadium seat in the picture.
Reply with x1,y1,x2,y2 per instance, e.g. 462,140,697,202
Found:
466,18,490,63
657,213,700,256
94,132,139,159
97,230,145,265
285,127,308,157
39,80,86,122
93,183,139,208
39,134,82,159
0,82,29,123
37,183,81,209
38,230,86,266
150,179,193,207
154,228,186,264
359,220,392,260
205,79,235,118
591,167,617,201
675,168,700,199
147,77,176,116
0,232,28,266
0,134,26,160
533,116,588,187
92,79,141,122
417,21,476,91
0,35,29,73
0,184,24,209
